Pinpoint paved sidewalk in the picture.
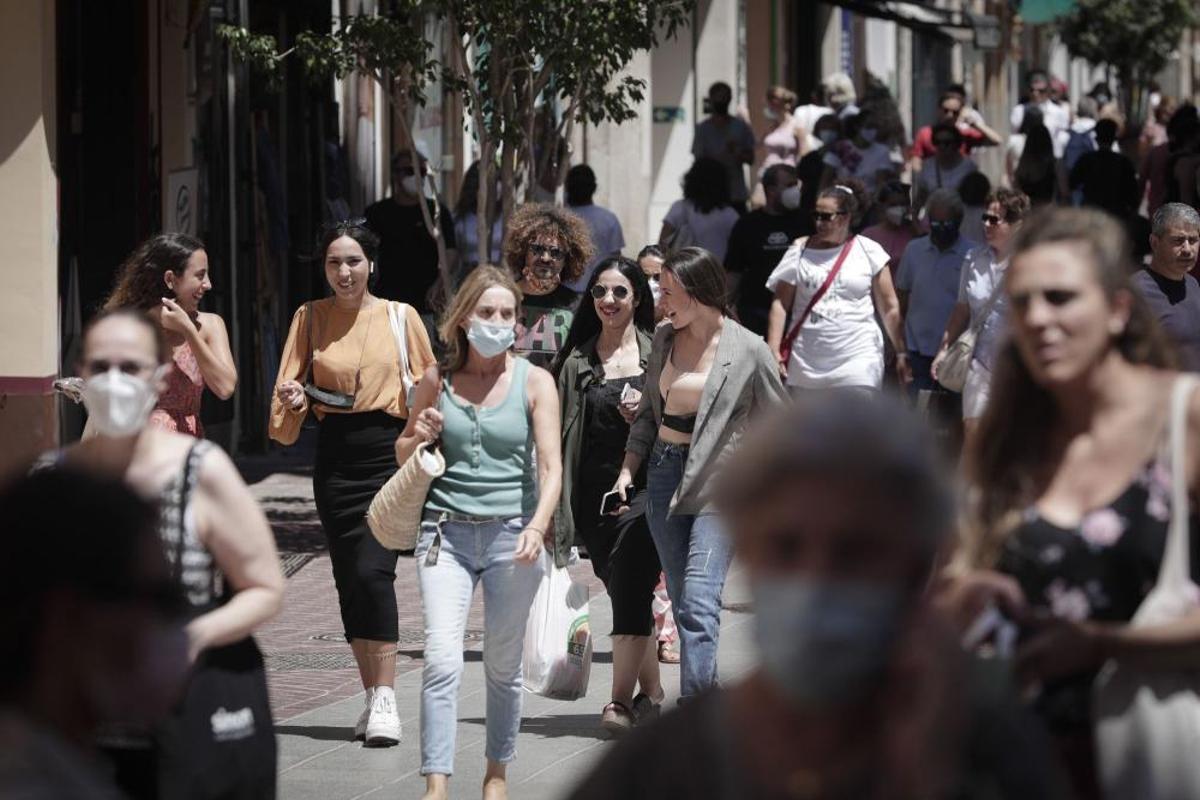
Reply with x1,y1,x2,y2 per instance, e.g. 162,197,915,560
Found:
242,452,757,800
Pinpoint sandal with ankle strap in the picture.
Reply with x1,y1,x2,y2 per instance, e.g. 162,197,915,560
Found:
631,692,663,724
600,700,635,736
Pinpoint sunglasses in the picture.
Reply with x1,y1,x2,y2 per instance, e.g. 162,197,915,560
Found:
323,216,367,231
934,139,957,147
529,243,566,261
982,213,1006,226
590,284,632,301
813,211,847,222
84,358,157,375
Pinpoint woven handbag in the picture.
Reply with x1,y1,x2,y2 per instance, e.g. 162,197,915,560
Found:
938,278,1004,393
367,439,445,550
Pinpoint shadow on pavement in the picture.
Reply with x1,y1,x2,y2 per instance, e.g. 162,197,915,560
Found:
274,724,354,742
461,715,608,740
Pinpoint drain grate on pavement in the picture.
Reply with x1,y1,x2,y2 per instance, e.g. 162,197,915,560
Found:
266,651,363,671
279,553,316,578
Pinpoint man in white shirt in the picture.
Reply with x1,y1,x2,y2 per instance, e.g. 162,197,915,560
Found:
564,164,625,292
1010,70,1071,158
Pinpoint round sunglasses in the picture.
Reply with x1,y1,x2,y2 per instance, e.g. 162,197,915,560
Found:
590,284,632,300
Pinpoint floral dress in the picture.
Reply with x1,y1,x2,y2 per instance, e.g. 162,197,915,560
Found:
150,341,204,437
998,453,1200,734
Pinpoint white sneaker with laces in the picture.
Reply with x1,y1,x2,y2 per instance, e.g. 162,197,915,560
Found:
353,687,375,741
364,686,401,747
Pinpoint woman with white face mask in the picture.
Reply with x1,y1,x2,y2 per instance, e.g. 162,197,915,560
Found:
395,265,562,800
56,309,284,797
270,220,437,746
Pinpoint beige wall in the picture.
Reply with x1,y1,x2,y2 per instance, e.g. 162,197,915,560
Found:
0,0,58,475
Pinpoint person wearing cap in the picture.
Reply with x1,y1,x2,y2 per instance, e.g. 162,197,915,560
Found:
365,148,458,315
567,395,1065,800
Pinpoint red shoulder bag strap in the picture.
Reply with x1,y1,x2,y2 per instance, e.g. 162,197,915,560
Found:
779,236,856,361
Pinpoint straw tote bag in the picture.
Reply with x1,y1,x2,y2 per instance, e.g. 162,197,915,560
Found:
367,304,445,550
1093,375,1200,799
937,279,1003,393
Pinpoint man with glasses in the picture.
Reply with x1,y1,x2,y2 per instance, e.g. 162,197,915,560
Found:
725,164,812,335
1010,70,1070,158
364,148,457,315
1133,203,1200,370
912,87,1001,169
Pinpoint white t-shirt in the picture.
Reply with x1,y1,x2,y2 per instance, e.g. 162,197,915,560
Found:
957,245,1009,371
917,157,978,195
663,200,740,263
1011,101,1071,158
566,203,626,291
766,236,891,389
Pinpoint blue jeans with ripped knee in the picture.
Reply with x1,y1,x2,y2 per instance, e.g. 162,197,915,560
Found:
644,440,734,699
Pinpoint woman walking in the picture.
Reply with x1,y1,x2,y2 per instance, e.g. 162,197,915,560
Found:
395,266,561,800
766,182,911,394
947,208,1200,797
270,220,436,745
932,188,1031,445
613,247,787,701
103,233,237,436
553,256,664,733
62,309,282,798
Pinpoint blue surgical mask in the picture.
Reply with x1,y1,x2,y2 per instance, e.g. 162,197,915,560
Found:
860,127,879,143
929,220,961,248
753,576,902,707
817,129,838,146
467,318,515,358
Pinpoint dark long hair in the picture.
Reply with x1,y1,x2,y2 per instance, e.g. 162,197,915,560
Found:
683,158,731,214
551,256,655,377
104,233,205,312
663,247,728,311
964,208,1175,569
1014,123,1056,198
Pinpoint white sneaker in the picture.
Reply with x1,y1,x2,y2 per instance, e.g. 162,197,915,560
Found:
364,687,401,747
353,687,374,741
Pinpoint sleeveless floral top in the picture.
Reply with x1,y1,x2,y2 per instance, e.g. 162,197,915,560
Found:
151,341,204,437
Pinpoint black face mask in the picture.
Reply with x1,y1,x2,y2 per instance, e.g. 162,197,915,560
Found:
929,221,961,248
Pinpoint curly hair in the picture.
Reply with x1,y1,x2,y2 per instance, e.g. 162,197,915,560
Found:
985,187,1031,223
502,203,594,285
104,233,205,312
818,177,870,225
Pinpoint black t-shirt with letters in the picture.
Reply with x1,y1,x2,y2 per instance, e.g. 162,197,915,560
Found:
725,208,813,335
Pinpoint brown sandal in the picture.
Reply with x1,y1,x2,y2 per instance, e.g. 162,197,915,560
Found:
657,641,681,664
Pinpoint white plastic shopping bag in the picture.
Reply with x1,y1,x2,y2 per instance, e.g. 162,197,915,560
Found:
522,550,592,700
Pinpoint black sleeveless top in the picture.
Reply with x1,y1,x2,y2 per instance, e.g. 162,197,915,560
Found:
997,451,1200,732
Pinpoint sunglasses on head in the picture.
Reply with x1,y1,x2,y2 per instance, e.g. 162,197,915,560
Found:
590,284,631,300
982,213,1006,226
813,211,847,222
323,216,367,232
529,243,566,261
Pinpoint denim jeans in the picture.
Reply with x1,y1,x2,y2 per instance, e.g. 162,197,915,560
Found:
644,441,734,699
415,513,544,776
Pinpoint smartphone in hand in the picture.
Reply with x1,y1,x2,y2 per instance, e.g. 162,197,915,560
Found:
600,486,637,515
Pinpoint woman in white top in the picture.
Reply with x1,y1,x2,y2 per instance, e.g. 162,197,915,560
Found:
766,182,911,393
659,158,740,263
932,188,1031,443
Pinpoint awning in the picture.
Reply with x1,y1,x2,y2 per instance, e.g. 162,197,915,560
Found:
1017,0,1076,25
820,0,1002,49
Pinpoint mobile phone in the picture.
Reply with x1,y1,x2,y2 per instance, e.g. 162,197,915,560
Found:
600,487,637,515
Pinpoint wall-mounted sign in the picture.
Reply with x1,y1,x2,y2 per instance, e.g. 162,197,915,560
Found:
165,168,199,237
653,106,685,124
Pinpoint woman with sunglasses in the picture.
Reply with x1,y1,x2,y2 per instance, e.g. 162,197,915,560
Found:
270,220,436,746
931,188,1031,445
102,234,237,438
552,256,664,734
612,247,787,703
59,308,283,798
503,203,595,368
766,182,911,394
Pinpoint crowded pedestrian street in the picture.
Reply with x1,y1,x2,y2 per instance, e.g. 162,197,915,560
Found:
9,1,1200,799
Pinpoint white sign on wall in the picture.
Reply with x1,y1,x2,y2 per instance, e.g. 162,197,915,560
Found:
165,168,199,237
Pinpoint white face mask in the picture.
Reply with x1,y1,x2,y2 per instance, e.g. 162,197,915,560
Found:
82,368,162,438
467,318,516,358
400,175,420,196
860,127,878,143
647,278,662,304
780,185,802,211
884,206,907,226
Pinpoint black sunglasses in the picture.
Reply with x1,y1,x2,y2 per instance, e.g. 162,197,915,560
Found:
590,284,631,301
813,211,847,222
982,213,1005,226
324,216,368,231
529,243,566,261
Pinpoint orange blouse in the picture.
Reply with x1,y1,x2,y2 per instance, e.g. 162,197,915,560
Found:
268,298,436,445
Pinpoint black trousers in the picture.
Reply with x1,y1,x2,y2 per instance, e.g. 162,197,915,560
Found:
313,410,404,642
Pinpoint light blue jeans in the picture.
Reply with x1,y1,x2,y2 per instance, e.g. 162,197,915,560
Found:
644,441,734,699
415,512,544,776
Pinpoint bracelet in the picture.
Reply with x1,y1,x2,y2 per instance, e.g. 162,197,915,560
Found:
524,526,545,535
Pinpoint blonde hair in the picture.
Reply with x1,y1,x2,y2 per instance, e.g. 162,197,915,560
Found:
436,265,523,371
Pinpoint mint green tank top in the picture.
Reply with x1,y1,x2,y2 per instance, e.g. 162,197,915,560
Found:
426,357,537,517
